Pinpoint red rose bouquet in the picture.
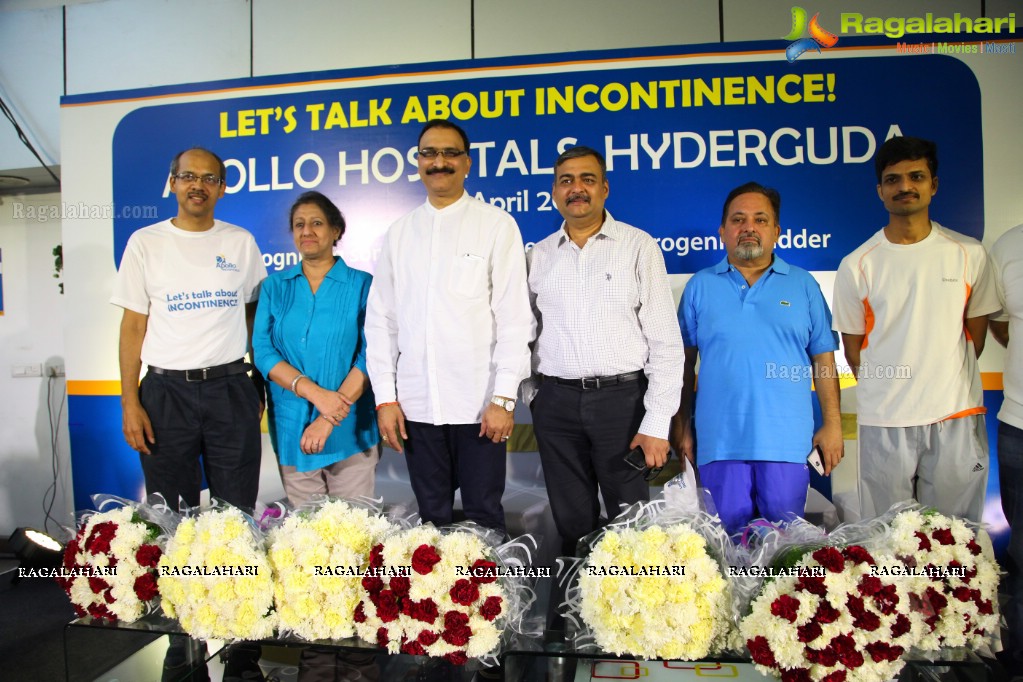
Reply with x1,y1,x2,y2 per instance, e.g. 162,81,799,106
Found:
57,501,163,622
886,506,1000,651
740,543,924,682
354,524,535,665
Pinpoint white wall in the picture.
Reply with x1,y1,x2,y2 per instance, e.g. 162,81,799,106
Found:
0,5,62,169
0,191,72,531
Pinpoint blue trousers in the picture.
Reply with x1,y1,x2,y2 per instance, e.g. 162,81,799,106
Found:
700,460,809,537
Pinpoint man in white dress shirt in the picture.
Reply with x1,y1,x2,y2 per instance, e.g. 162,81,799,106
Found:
526,145,684,555
365,119,532,534
990,222,1023,672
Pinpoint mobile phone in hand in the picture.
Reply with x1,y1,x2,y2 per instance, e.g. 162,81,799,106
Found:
625,446,672,482
807,445,826,475
624,446,647,470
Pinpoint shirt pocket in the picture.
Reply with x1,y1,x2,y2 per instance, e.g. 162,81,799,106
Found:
601,267,639,309
449,253,488,298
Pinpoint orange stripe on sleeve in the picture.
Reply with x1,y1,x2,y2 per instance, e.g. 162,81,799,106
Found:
861,297,874,349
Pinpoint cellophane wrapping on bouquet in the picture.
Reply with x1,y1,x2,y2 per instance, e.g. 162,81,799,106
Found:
57,493,175,623
565,499,741,660
158,500,276,641
740,514,929,682
353,522,540,667
266,497,398,641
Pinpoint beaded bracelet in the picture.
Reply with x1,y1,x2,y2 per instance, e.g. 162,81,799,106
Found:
290,374,307,394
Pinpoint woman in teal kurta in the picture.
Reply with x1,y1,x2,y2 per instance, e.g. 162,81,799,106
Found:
253,191,379,506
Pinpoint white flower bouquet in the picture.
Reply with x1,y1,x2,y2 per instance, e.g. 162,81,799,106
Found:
354,523,537,666
58,496,167,623
886,505,1000,651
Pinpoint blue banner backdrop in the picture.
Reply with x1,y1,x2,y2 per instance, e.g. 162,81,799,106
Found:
112,55,982,275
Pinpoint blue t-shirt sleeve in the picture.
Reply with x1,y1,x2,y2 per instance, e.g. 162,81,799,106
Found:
804,275,840,357
678,277,699,349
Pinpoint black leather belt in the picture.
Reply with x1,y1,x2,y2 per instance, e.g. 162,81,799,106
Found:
148,359,250,383
542,370,644,390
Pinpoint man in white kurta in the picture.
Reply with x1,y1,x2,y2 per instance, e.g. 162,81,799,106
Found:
365,120,532,534
990,222,1023,670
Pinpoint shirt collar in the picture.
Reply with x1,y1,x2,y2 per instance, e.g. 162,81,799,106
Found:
324,257,349,281
714,253,790,275
557,210,620,246
282,256,346,280
424,190,470,214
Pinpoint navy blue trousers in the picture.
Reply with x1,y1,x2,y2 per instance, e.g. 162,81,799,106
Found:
999,420,1023,667
404,421,507,534
531,379,649,556
139,371,262,513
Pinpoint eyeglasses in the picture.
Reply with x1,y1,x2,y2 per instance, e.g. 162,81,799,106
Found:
417,148,467,159
172,172,223,186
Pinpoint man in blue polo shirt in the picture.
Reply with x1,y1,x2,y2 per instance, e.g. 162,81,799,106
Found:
670,182,843,536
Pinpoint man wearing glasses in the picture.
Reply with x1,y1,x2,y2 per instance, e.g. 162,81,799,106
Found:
111,147,267,512
366,119,531,535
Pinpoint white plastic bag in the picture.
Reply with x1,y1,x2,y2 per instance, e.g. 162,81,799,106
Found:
663,464,700,514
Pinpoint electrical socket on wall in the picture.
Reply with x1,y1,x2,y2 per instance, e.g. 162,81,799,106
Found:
11,364,43,378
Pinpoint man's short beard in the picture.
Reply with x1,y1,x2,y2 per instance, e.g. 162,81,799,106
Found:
735,243,763,260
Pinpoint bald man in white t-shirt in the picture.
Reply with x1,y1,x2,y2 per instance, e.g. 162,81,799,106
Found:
112,147,267,512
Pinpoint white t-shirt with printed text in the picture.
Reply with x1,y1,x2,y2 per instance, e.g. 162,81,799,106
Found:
111,219,267,370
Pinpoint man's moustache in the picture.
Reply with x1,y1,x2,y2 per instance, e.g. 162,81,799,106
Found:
426,168,455,175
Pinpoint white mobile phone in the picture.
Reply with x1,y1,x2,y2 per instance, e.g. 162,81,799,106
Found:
807,445,826,475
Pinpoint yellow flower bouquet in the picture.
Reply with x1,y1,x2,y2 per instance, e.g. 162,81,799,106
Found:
268,498,396,641
570,501,737,659
159,505,276,641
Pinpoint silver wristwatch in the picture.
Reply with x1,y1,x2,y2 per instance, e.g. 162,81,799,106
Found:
490,396,515,412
